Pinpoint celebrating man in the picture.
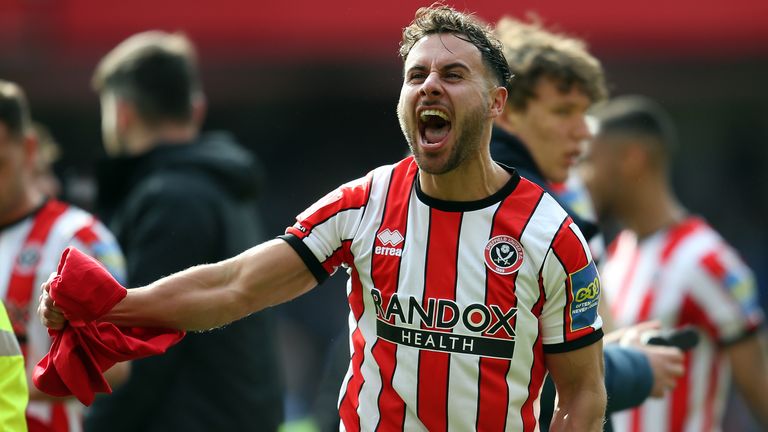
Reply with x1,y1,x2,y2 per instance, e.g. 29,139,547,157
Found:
41,6,607,431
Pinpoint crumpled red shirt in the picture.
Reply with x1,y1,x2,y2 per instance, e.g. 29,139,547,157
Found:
32,247,185,406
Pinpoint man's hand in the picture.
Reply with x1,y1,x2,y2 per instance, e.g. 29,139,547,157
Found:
38,273,66,330
613,321,685,398
638,344,685,397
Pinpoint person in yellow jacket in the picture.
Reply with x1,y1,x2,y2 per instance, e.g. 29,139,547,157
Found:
0,300,27,431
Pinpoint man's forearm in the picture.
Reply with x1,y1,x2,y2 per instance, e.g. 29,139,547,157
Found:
549,386,606,432
104,259,245,330
729,334,768,429
103,239,316,331
546,341,607,432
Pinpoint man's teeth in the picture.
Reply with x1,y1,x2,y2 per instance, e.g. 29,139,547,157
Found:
419,109,449,121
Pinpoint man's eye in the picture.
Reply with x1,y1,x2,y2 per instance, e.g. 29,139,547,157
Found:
445,72,462,80
408,74,426,83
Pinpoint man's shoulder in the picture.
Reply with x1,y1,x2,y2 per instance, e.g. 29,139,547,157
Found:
514,177,569,226
44,201,104,240
336,157,415,201
29,201,125,283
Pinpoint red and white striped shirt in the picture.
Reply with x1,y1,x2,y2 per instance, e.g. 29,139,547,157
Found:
283,157,603,432
602,217,763,432
0,200,125,432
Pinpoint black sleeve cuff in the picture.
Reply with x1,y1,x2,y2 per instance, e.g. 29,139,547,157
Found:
543,328,604,354
719,324,762,348
278,234,329,285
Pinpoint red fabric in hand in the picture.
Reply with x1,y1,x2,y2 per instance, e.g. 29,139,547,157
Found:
33,247,185,406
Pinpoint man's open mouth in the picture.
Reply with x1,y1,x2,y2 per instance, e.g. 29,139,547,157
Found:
418,109,452,147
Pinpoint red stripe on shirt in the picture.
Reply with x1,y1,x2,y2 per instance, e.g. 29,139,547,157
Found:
634,220,702,331
73,219,98,244
664,294,722,432
551,218,592,341
630,406,643,432
669,352,692,432
338,260,365,424
700,250,725,279
679,292,722,342
477,178,542,432
335,262,365,431
660,218,705,262
416,210,461,432
7,200,69,341
628,219,711,432
339,319,366,431
371,160,417,432
521,272,548,431
321,240,353,275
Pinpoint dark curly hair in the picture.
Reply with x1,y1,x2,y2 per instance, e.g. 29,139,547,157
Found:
400,4,512,87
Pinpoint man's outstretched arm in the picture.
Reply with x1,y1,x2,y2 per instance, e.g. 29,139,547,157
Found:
40,239,317,331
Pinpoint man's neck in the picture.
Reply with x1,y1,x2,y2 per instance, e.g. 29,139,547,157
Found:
0,188,45,227
419,152,511,202
622,181,686,239
125,124,198,156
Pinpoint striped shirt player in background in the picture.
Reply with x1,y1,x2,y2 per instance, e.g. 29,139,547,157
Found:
490,18,687,431
40,5,606,431
0,80,129,432
580,95,768,431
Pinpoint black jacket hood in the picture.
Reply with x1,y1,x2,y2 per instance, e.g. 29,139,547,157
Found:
490,127,546,186
490,126,599,241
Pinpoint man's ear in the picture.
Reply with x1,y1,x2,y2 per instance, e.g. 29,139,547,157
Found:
22,132,39,172
191,94,207,127
115,97,136,132
488,85,508,119
620,143,650,178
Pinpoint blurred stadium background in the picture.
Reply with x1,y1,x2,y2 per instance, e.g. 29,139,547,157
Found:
2,0,766,429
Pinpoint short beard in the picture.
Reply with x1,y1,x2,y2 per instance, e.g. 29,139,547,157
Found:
399,103,488,175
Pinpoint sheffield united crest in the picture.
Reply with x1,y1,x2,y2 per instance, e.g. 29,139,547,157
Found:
484,235,524,275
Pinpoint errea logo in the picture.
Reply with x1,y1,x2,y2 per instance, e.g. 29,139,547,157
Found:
377,229,404,246
375,228,404,256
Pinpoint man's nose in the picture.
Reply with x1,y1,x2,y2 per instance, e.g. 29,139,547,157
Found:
419,72,443,98
573,116,592,140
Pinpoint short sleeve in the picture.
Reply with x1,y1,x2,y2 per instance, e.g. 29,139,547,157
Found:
70,220,127,285
540,220,604,353
280,173,372,284
685,247,764,345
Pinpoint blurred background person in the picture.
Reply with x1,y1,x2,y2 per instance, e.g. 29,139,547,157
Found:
581,95,768,432
84,31,283,431
0,80,128,432
29,122,63,199
0,299,28,431
491,18,685,431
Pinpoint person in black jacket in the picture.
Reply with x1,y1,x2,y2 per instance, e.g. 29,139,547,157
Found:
84,31,283,431
491,17,685,431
